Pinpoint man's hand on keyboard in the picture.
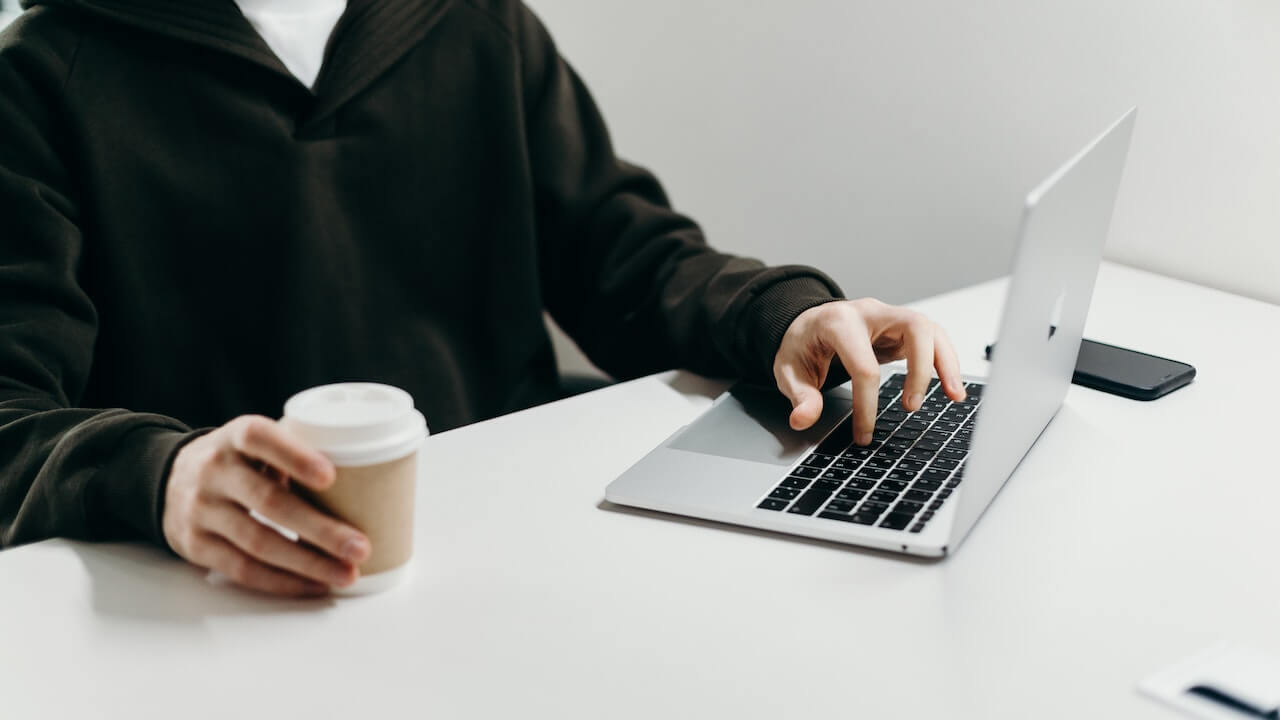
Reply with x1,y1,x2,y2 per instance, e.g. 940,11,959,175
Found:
773,298,967,445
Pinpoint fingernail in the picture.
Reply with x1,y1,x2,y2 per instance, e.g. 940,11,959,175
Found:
341,537,370,563
856,432,872,446
908,393,924,410
311,461,334,484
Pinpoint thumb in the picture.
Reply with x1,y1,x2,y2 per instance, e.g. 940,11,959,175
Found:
777,363,826,431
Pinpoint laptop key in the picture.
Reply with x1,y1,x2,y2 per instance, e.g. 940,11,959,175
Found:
866,456,897,470
901,419,932,432
801,453,835,468
906,446,939,461
820,468,853,482
909,523,926,533
869,490,899,504
929,458,959,472
904,489,933,503
769,487,800,500
788,487,835,516
885,374,906,389
854,467,886,480
842,447,874,460
886,469,917,482
819,511,860,523
895,459,926,473
893,500,924,515
938,449,966,463
912,479,941,492
813,478,841,493
928,500,944,511
877,479,908,493
859,501,890,516
758,498,789,511
832,457,863,471
879,512,914,530
781,476,812,490
875,446,906,461
826,499,857,513
850,512,879,525
848,478,878,490
836,488,866,502
920,468,951,484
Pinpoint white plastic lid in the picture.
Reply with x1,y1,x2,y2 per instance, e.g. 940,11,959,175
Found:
282,383,428,467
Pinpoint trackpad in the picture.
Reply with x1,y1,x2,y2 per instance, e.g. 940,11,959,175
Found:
668,383,851,466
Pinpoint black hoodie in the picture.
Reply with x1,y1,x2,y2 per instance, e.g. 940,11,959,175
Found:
0,0,842,549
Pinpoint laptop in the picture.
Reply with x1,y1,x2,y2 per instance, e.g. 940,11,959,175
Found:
605,108,1136,557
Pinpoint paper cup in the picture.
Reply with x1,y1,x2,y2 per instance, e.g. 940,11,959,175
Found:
281,383,427,595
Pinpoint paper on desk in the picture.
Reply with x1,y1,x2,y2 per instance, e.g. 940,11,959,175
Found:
1139,644,1280,719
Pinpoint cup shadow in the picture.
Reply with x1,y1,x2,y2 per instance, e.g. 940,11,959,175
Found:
67,541,335,625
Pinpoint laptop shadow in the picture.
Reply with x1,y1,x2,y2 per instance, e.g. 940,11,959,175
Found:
596,499,942,566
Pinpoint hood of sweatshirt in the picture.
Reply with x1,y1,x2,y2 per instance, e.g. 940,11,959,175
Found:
19,0,452,120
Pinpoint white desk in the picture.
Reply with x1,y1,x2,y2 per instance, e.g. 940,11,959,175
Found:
2,262,1277,719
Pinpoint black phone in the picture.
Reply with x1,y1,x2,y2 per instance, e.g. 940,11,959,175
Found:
984,338,1195,400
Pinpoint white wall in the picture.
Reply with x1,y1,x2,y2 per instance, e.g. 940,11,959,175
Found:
531,0,1280,376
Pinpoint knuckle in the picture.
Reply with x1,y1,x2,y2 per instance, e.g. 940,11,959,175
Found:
232,415,272,448
242,525,272,556
226,554,253,583
256,483,286,514
853,365,880,383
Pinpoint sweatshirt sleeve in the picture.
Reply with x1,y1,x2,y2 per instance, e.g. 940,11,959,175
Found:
0,23,196,549
514,6,844,382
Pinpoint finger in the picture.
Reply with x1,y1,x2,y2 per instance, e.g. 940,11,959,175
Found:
191,531,331,597
824,316,882,446
932,324,967,402
899,314,936,412
220,460,371,565
776,360,826,431
201,501,359,588
228,416,335,490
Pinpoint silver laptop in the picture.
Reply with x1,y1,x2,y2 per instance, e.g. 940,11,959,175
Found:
605,109,1136,557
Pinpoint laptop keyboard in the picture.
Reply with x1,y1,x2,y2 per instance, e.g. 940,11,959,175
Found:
757,374,983,533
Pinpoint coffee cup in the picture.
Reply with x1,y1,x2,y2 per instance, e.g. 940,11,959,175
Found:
280,383,427,595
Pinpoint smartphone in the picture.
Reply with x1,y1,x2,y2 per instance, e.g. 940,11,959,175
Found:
984,338,1195,400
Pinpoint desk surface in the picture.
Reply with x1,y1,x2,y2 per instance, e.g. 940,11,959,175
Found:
2,262,1276,719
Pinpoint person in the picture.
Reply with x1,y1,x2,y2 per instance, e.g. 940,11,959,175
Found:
0,0,965,596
